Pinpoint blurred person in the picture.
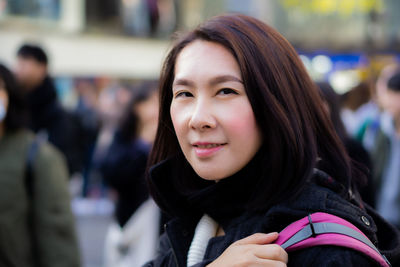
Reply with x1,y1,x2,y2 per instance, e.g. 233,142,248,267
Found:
317,82,374,206
14,43,87,176
0,63,80,267
101,80,158,227
72,78,101,197
85,82,132,197
356,64,400,145
145,14,400,266
360,70,400,228
341,82,376,136
74,78,100,142
101,81,160,267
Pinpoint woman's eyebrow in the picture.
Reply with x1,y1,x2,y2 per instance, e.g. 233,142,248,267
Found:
173,75,243,88
173,78,194,88
209,75,243,86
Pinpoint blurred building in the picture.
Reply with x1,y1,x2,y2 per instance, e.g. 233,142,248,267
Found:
0,0,399,88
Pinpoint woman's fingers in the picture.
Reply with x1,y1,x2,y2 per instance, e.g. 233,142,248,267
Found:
254,244,289,263
207,233,287,267
235,232,279,246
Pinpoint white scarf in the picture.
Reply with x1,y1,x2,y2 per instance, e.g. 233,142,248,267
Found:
187,214,218,266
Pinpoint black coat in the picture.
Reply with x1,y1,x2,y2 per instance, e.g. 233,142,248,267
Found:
100,135,150,227
144,158,400,267
27,76,88,174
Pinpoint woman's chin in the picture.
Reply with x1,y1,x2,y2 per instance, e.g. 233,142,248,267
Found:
193,167,234,182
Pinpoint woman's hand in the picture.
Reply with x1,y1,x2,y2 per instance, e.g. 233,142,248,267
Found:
207,233,288,267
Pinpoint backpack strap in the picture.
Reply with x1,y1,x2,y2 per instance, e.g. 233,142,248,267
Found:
275,212,391,267
24,135,44,266
25,136,42,198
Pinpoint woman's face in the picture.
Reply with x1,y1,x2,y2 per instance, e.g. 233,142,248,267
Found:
170,40,262,181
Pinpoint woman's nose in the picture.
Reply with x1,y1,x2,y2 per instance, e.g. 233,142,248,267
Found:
188,99,216,131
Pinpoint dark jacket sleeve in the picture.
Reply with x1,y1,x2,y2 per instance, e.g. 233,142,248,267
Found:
289,246,376,266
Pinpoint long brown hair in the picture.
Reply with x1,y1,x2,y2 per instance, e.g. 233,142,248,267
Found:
0,64,27,131
148,14,353,211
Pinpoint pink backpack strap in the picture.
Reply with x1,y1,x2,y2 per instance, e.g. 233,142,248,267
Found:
274,212,391,267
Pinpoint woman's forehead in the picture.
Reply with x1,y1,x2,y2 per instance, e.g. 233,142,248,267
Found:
173,40,242,83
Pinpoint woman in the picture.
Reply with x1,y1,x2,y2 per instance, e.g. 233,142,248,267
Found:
0,64,80,267
101,81,161,267
101,81,159,227
145,15,400,266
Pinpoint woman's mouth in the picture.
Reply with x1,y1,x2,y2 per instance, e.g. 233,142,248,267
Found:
192,142,227,158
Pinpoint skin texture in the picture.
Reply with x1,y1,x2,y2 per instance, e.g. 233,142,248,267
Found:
170,40,262,181
207,233,288,267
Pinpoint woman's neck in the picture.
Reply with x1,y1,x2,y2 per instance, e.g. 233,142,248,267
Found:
216,225,225,237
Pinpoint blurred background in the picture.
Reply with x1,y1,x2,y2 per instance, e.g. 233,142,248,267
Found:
0,1,399,267
1,0,400,104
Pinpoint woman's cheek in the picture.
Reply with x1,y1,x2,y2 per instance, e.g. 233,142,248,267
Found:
220,103,257,136
171,104,189,136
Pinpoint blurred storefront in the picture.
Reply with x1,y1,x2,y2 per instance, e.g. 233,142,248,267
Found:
0,0,399,91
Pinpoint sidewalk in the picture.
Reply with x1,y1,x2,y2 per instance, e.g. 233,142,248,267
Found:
73,197,114,267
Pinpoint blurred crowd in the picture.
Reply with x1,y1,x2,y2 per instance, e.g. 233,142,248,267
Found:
1,41,400,266
0,43,161,267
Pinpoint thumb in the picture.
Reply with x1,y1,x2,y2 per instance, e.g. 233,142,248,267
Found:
235,232,279,246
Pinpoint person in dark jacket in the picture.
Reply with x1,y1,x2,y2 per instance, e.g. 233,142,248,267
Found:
360,70,400,228
14,43,86,175
145,14,400,266
316,81,375,207
0,63,80,267
100,81,161,266
101,81,159,227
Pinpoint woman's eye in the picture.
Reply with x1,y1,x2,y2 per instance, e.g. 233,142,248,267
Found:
217,88,238,95
175,91,193,98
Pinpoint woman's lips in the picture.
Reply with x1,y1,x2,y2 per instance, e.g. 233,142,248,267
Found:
192,142,227,158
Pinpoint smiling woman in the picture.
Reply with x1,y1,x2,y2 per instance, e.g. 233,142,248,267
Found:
145,14,400,267
170,40,262,181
